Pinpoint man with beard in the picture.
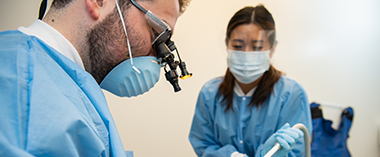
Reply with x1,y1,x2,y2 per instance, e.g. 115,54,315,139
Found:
0,0,190,156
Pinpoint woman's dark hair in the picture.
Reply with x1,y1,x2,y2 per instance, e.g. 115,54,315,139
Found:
218,5,283,112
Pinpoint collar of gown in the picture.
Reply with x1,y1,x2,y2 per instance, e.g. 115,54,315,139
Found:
234,81,257,97
18,19,85,70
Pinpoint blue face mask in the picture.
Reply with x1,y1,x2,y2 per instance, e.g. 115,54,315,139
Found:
100,56,161,97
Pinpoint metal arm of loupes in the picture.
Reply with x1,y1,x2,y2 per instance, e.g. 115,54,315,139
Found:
263,123,311,157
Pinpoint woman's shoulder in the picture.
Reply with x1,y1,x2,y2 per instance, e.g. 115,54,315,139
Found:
274,75,307,95
199,77,224,98
201,77,223,92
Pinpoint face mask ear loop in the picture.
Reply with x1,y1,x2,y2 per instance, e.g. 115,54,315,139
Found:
115,0,141,74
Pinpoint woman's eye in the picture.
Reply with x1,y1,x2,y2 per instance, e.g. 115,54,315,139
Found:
253,47,263,51
233,45,243,49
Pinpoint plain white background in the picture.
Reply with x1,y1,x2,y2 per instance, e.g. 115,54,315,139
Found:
1,0,379,156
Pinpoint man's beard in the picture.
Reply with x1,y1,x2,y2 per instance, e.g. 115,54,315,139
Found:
84,8,150,84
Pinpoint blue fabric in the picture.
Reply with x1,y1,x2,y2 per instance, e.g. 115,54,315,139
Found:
189,76,312,157
100,56,161,97
0,30,129,157
310,102,353,157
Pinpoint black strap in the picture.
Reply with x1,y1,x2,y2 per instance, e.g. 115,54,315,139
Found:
311,106,323,119
38,0,48,20
343,108,354,121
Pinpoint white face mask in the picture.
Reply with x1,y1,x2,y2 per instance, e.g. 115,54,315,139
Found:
227,49,271,84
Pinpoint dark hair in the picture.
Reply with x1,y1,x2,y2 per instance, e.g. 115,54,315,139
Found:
51,0,73,9
51,0,131,9
218,5,282,112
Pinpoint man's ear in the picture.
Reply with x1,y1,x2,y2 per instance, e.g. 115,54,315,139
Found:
85,0,103,20
270,41,277,58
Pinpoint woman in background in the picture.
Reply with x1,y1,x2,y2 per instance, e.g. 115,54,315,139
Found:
189,5,312,157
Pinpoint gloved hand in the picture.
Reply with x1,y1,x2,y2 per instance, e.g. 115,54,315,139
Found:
231,151,248,157
261,123,304,157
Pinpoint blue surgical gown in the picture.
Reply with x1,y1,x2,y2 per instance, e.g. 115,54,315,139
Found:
0,30,129,157
189,76,312,157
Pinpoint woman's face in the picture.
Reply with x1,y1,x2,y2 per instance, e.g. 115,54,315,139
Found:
228,24,272,52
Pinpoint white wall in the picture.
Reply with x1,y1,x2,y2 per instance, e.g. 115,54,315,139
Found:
1,0,379,157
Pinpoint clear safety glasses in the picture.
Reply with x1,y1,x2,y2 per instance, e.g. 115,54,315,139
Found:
228,30,276,52
129,0,172,46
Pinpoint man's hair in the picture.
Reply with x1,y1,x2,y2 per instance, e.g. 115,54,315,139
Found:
178,0,191,15
50,0,70,9
51,0,191,15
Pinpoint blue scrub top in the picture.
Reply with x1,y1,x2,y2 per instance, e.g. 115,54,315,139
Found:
0,31,128,157
189,76,312,157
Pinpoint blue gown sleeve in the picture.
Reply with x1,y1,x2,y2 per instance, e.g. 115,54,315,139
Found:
126,151,134,157
0,34,35,157
255,82,312,157
0,134,35,157
189,87,239,157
